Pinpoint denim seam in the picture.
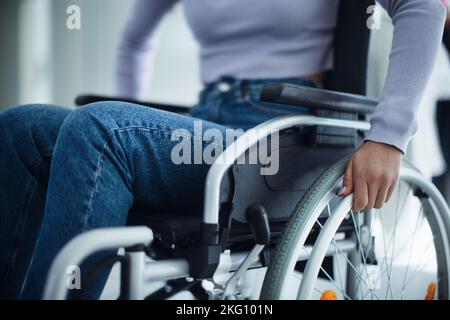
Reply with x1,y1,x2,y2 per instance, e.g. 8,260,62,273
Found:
28,151,53,175
83,126,176,232
1,152,49,293
0,178,38,293
104,126,224,148
80,125,222,231
30,157,44,172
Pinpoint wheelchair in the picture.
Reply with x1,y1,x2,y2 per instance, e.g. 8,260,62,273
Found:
44,0,450,300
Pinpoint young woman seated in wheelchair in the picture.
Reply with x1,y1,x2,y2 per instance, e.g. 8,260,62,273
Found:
0,0,446,299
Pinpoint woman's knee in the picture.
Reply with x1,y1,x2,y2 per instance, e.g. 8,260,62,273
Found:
58,101,189,150
55,102,128,150
0,104,71,169
59,101,151,139
0,105,44,131
0,104,70,138
61,102,119,134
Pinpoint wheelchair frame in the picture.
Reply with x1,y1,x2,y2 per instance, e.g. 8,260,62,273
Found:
43,114,371,300
44,0,399,300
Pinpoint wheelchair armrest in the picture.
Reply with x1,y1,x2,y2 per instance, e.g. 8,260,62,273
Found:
75,94,193,114
260,83,378,115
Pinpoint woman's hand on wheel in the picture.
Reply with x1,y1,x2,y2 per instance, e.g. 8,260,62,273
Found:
338,140,402,211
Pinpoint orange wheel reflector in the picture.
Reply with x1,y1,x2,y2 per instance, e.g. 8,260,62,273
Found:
320,290,337,300
424,282,437,300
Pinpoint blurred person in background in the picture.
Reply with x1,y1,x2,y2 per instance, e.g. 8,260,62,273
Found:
0,0,446,299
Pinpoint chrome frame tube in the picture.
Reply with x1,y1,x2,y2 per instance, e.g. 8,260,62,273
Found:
141,240,356,289
203,115,370,224
143,259,190,283
128,251,146,300
223,244,265,298
43,227,153,300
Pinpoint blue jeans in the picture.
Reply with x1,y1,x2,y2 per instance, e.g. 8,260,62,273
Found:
0,78,313,299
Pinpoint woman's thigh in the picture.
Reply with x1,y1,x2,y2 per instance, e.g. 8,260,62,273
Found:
45,102,230,218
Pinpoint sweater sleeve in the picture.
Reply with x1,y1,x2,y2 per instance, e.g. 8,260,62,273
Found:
116,0,178,99
365,0,446,153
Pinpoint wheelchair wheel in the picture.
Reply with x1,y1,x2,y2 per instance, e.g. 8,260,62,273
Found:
260,158,450,300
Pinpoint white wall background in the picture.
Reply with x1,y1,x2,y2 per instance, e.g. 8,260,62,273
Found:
17,0,201,108
15,2,396,107
0,0,21,110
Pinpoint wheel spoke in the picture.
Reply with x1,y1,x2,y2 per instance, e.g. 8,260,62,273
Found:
350,210,375,299
299,245,351,300
380,183,410,299
315,215,380,299
333,237,346,292
402,236,437,290
399,204,424,299
326,204,346,291
385,184,404,299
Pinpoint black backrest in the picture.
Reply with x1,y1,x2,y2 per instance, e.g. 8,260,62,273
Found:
313,0,375,148
325,0,375,95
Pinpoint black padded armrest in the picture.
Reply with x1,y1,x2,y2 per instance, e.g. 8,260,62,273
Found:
75,94,192,114
260,83,378,115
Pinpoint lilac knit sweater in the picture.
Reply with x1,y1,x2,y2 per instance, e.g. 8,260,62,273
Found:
116,0,447,153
